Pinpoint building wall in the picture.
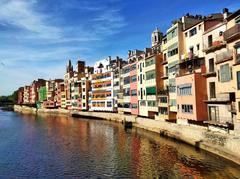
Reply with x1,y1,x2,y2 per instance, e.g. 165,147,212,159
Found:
176,73,208,121
225,14,240,123
90,71,114,111
137,59,148,117
130,62,138,115
183,22,204,59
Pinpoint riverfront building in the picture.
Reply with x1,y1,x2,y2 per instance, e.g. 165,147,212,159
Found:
16,8,240,134
125,50,144,115
90,57,115,111
224,9,240,133
43,79,63,108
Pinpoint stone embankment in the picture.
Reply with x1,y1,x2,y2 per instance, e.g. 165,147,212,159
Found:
14,105,240,165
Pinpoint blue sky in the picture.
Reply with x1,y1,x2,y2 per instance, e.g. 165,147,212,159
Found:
0,0,239,95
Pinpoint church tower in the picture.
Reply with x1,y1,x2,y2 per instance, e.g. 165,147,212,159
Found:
151,27,163,47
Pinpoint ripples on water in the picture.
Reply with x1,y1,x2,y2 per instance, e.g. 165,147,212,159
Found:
0,110,240,178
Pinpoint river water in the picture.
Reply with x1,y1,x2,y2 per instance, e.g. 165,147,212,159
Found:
0,110,240,178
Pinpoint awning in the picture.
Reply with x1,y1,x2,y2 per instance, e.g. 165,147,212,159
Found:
146,86,156,95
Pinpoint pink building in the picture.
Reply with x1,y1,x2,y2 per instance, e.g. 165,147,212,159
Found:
176,72,208,123
130,62,138,115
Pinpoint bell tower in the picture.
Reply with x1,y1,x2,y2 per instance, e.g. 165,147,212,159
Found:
151,27,163,47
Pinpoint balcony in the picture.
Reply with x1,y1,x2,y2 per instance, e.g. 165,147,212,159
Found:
202,70,217,78
159,96,168,107
158,88,169,95
203,93,230,104
161,59,168,65
161,73,168,79
224,24,240,42
215,49,233,64
203,39,226,53
180,51,202,64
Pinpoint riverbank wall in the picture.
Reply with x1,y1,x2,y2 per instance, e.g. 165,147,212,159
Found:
14,105,240,165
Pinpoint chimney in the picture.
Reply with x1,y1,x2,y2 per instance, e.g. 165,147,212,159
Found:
223,8,229,19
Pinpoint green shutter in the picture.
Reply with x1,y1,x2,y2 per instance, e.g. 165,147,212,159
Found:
146,86,156,95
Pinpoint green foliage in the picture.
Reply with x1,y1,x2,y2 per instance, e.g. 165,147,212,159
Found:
0,90,18,104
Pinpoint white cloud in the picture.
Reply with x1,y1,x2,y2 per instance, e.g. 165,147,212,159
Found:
0,0,62,39
0,0,127,95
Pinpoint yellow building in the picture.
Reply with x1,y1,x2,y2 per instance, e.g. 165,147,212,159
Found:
224,9,240,133
165,15,202,121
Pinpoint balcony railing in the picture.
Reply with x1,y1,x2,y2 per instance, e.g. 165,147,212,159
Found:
158,88,169,95
161,59,168,65
203,38,225,53
180,51,200,63
215,49,233,64
224,24,240,42
161,73,168,79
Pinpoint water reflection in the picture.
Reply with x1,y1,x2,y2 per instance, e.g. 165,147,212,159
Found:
0,111,239,178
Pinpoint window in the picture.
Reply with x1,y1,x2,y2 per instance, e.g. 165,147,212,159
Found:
167,27,177,40
185,32,188,37
239,101,240,112
198,24,201,30
131,104,138,109
178,84,192,95
235,46,240,63
159,107,168,114
169,79,176,93
140,100,146,106
146,70,156,80
131,89,137,96
131,75,137,83
124,76,130,85
148,101,156,107
124,103,130,108
160,96,167,103
209,58,215,72
164,53,167,61
114,81,119,86
197,44,200,51
220,64,231,82
170,99,176,107
123,66,130,74
124,88,130,96
168,48,178,57
146,86,156,95
131,64,137,71
189,27,197,37
83,95,85,99
83,88,85,92
208,35,213,47
237,71,240,90
168,43,178,57
107,101,112,107
83,103,85,107
209,82,216,98
235,16,240,24
145,57,155,67
181,105,193,113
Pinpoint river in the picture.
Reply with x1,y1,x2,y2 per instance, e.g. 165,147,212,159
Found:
0,110,240,178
